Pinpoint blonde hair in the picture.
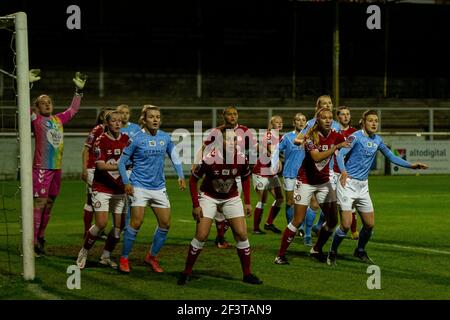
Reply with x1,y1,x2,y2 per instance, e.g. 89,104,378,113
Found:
306,107,332,146
359,109,378,129
268,115,283,130
139,105,160,127
103,110,122,132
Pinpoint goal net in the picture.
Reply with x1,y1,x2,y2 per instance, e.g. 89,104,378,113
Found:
0,12,34,281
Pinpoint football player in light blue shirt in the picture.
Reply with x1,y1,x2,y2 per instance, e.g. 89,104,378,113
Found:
327,110,428,266
117,105,186,273
274,113,311,241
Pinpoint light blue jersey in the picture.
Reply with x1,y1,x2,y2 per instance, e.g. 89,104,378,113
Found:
120,122,141,138
337,130,412,181
278,131,305,179
118,129,184,190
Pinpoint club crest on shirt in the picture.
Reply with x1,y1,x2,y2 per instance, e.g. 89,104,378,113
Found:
321,145,329,151
367,142,373,147
232,168,238,175
159,140,165,146
149,140,156,147
46,129,62,148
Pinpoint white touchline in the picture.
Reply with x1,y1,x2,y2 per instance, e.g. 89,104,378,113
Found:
372,242,450,255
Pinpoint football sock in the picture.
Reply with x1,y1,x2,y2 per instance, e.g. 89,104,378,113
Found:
83,225,101,250
121,225,138,259
266,201,281,225
236,240,251,276
253,202,265,231
277,223,297,257
150,226,169,257
330,226,347,253
183,238,205,275
38,206,51,239
357,227,373,252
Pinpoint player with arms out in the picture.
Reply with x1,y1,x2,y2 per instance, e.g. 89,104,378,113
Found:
274,108,349,265
76,110,129,269
327,110,428,266
117,105,186,273
32,72,86,256
178,129,262,285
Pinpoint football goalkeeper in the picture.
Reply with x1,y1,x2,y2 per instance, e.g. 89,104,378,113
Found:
31,71,87,256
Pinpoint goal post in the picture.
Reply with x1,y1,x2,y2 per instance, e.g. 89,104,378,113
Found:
16,11,35,281
1,12,35,280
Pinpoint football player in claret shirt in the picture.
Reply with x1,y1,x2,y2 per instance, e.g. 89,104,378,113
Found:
76,110,129,269
117,105,186,274
328,110,428,266
32,72,86,256
178,129,262,285
252,115,284,235
274,108,350,265
80,107,115,239
198,106,258,249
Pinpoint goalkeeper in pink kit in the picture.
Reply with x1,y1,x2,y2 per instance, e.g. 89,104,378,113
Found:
32,72,87,256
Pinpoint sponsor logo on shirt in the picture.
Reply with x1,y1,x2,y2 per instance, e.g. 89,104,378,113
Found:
149,140,156,147
222,169,230,175
114,149,121,155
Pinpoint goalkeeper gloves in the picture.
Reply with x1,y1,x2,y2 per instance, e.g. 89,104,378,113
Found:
73,71,87,94
29,69,41,83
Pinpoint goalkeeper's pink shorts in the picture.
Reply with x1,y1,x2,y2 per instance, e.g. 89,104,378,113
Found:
33,168,62,198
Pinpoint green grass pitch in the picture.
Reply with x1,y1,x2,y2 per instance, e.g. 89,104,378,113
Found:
1,175,449,300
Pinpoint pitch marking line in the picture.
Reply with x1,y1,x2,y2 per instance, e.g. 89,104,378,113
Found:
26,283,62,300
372,242,450,255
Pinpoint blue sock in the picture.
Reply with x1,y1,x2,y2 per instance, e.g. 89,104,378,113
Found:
314,210,325,229
304,207,316,238
124,205,131,228
285,205,294,224
150,226,169,256
122,225,138,258
357,227,373,252
330,226,347,253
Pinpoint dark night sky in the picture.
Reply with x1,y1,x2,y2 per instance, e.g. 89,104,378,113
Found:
1,0,449,78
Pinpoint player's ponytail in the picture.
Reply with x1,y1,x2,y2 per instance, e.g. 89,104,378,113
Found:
306,107,330,146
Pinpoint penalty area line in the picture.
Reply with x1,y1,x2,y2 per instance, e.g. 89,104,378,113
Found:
372,242,450,255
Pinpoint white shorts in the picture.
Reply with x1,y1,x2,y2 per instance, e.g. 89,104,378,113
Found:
330,171,339,191
91,191,126,214
235,176,242,195
252,174,281,191
129,187,171,208
86,168,95,193
283,177,296,192
337,178,373,213
199,193,245,220
293,180,336,206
